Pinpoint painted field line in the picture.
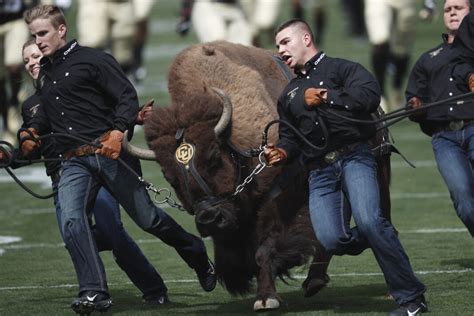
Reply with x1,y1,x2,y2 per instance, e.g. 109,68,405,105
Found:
1,226,467,252
0,269,471,292
391,192,449,199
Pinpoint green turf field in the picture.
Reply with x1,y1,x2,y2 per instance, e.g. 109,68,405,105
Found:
1,1,473,315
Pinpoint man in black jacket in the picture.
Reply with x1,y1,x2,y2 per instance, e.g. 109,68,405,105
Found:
265,19,427,315
406,0,474,237
21,5,216,314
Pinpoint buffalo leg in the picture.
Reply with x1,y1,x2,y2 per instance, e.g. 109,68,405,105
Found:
302,246,331,297
253,239,280,311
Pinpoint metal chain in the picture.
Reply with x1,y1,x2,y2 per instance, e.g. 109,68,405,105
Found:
233,151,268,196
139,177,186,211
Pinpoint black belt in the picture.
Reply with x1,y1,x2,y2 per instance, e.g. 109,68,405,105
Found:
306,142,364,171
433,119,474,133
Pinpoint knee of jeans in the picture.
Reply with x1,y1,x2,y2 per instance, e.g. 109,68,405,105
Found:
357,216,391,236
316,232,346,254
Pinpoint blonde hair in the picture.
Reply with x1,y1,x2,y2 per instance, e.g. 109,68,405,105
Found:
22,38,37,54
24,5,67,29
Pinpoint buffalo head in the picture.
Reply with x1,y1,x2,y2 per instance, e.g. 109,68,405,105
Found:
124,87,254,237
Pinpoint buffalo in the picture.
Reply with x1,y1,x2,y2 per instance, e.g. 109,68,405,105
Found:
124,41,393,311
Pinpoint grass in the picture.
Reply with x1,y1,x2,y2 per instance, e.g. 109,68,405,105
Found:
1,1,473,315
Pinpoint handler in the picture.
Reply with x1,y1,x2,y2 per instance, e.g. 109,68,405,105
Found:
265,19,427,315
21,5,216,314
406,0,474,236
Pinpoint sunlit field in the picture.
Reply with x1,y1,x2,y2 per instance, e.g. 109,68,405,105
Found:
1,1,473,315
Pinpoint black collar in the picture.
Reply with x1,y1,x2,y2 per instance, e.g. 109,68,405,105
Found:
50,39,79,63
296,51,326,77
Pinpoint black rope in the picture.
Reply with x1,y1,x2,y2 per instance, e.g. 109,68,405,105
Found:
1,132,101,199
317,91,474,128
3,167,54,199
262,116,329,151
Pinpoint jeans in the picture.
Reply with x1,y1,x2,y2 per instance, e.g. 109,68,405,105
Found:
432,124,474,237
308,143,425,304
52,184,167,298
57,151,208,294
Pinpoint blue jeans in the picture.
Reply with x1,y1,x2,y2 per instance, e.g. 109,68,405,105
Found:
432,124,474,237
53,184,167,299
308,143,425,304
57,151,208,294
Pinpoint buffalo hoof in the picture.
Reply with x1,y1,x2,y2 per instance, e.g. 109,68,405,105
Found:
302,274,330,298
253,298,280,312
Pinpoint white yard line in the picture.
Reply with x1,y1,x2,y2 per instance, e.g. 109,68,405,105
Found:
0,227,467,252
0,268,471,292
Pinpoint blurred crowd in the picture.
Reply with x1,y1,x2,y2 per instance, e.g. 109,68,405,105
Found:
0,0,441,145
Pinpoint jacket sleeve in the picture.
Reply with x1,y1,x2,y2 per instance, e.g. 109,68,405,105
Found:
275,97,301,161
96,53,139,132
28,96,51,135
405,55,430,104
326,61,381,113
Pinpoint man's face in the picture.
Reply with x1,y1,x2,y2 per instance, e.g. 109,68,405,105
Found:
275,26,309,70
28,18,66,57
443,0,470,35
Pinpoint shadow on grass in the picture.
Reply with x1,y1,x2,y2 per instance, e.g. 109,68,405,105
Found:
440,258,474,269
108,282,398,315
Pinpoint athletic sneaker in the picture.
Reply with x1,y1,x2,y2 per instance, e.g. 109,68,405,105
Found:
71,291,113,314
388,295,428,316
144,293,170,305
195,259,217,292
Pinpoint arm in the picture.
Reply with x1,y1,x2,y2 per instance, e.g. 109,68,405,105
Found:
275,98,301,162
324,61,381,114
95,54,140,159
97,53,140,133
405,56,430,121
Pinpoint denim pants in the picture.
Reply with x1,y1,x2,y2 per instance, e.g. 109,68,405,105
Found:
52,184,168,298
308,144,425,304
57,151,208,294
432,124,474,237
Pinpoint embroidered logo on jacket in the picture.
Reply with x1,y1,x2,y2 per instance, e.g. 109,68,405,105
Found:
29,104,40,117
287,87,299,101
429,47,443,58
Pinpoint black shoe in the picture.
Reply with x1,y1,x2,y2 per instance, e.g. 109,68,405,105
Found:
388,295,427,316
144,293,170,305
195,259,217,292
71,291,113,314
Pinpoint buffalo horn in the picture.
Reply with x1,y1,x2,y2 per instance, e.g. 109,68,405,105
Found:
122,130,157,160
211,87,232,136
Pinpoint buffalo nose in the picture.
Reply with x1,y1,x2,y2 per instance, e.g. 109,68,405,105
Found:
196,209,222,226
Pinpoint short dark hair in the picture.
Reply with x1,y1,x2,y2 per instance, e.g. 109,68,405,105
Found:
275,18,314,41
444,0,473,9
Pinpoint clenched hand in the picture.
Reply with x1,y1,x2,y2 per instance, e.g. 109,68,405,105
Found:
19,128,41,157
96,130,123,160
263,143,287,166
304,88,328,107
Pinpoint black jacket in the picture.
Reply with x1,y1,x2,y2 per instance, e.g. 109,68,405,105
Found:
30,40,139,153
406,34,474,136
277,52,380,162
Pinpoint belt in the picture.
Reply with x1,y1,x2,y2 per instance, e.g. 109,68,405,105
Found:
63,145,97,159
306,142,364,171
433,119,474,133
